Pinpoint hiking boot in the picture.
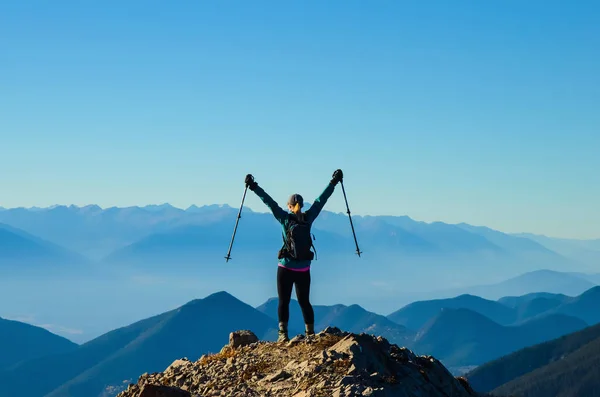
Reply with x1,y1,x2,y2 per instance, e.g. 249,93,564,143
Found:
278,322,289,343
305,323,315,337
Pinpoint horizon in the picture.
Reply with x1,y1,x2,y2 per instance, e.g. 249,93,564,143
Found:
1,201,597,241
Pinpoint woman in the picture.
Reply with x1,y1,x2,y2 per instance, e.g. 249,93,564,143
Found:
244,169,343,342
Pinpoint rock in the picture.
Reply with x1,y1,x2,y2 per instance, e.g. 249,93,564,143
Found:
362,386,374,396
264,369,291,382
117,328,482,397
166,359,191,373
138,384,191,397
229,330,258,348
219,345,231,355
289,334,305,344
320,326,343,336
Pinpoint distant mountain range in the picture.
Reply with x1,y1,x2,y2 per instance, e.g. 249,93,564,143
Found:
0,203,595,296
0,223,88,274
3,285,600,397
515,232,600,268
422,269,599,301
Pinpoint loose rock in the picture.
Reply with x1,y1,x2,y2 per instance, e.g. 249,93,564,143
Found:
118,329,482,397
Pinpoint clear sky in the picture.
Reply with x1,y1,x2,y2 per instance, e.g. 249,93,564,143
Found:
1,1,599,239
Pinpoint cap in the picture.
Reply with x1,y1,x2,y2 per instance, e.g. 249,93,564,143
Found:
287,193,304,208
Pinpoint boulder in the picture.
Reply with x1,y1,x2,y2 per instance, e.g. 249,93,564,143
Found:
229,329,259,348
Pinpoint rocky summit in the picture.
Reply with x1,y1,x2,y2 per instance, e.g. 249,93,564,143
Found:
117,327,481,397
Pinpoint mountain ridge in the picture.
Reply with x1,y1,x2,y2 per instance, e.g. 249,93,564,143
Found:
0,223,88,271
411,308,587,368
466,322,600,396
0,316,78,370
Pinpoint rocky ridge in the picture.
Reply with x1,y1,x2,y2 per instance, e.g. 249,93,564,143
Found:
117,327,482,397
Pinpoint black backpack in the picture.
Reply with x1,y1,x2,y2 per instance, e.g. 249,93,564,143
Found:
278,213,317,261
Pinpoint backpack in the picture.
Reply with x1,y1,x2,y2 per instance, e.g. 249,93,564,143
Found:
278,213,317,261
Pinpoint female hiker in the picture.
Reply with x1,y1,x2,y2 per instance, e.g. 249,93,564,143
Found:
244,169,344,342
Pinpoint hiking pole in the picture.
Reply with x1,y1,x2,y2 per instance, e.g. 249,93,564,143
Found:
225,185,248,262
340,180,362,257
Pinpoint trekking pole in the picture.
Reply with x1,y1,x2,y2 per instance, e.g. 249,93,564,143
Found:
340,180,362,257
225,185,248,262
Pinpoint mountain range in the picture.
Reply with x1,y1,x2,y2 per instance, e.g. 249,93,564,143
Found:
410,308,586,367
1,203,599,344
0,223,87,274
386,286,600,368
0,204,597,302
466,322,600,397
0,204,589,271
3,285,600,397
392,286,600,330
515,232,600,269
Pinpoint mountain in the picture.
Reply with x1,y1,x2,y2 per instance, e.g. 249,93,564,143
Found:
0,292,277,397
457,224,568,258
497,291,572,308
540,285,600,325
496,292,570,324
497,286,600,328
466,323,600,394
574,272,600,284
0,317,78,369
102,215,358,272
516,232,600,270
256,298,414,344
494,336,600,397
141,203,178,213
184,203,239,214
410,308,587,367
1,203,597,333
0,204,585,272
0,205,192,259
0,223,86,271
359,216,510,256
116,328,480,397
387,294,517,329
96,209,591,304
428,269,598,301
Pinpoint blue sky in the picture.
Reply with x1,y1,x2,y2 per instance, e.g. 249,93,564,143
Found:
1,1,599,239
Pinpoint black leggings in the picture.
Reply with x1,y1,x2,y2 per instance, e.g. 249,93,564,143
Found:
277,266,314,325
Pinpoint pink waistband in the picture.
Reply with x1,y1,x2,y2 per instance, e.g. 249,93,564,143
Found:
278,264,311,272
